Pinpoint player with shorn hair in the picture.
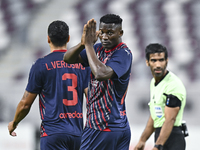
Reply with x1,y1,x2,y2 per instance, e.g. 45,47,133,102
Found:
64,14,132,150
8,20,90,150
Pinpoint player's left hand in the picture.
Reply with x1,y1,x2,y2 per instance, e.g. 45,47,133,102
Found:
8,121,17,136
85,19,97,45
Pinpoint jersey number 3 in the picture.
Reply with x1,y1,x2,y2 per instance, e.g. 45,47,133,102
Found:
62,73,78,106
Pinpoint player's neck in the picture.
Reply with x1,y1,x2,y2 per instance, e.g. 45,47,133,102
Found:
50,45,67,52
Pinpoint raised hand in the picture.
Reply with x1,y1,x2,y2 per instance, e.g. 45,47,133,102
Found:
85,19,97,45
81,19,99,46
81,24,87,45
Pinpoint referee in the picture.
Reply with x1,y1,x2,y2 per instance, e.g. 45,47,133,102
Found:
134,43,186,150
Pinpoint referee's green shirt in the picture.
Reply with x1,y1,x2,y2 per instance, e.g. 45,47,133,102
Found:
148,71,186,128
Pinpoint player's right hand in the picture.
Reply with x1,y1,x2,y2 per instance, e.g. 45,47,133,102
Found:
8,121,17,136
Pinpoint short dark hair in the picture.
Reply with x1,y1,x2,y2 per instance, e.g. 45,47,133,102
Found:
145,43,168,61
48,20,69,47
100,14,122,25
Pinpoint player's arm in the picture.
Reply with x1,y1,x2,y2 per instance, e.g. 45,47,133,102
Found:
63,43,85,64
85,42,115,81
84,19,115,81
84,87,88,98
134,116,155,150
153,94,180,149
8,90,37,136
63,19,93,64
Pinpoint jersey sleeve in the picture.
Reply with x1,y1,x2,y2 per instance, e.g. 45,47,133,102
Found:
26,59,43,93
106,48,132,78
164,80,186,103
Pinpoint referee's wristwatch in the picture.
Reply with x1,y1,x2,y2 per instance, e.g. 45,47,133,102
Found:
154,144,163,150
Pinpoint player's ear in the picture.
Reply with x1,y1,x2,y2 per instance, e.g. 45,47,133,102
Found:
119,30,123,37
47,36,51,44
146,60,149,66
67,35,70,43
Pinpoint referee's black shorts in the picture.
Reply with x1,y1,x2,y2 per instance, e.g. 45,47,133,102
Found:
155,126,186,150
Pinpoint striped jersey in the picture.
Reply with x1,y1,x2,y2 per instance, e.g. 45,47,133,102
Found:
26,50,90,137
80,42,132,131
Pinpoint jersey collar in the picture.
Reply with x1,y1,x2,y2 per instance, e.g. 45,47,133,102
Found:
105,42,124,54
52,50,67,53
155,70,169,86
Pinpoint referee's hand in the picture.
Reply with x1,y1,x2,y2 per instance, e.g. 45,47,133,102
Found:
8,121,17,136
134,141,145,150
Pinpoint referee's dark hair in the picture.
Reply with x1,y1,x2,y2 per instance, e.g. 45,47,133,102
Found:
48,20,69,47
145,43,168,61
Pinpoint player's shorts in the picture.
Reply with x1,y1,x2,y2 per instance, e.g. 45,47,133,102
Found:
155,126,186,150
80,127,131,150
40,133,81,150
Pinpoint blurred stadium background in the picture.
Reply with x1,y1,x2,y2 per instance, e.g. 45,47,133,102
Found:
0,0,199,149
